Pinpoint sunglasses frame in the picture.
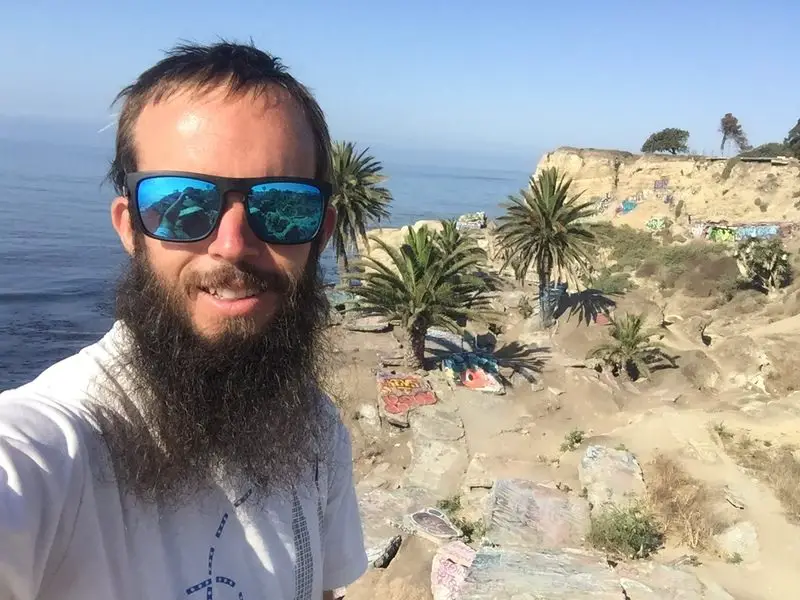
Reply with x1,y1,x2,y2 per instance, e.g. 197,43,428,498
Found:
124,170,333,245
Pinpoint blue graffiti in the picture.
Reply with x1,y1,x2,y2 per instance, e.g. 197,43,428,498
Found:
735,224,780,240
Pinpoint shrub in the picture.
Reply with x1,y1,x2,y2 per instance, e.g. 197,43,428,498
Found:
588,503,664,559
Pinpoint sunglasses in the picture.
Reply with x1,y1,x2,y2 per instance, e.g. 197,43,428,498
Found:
124,171,332,245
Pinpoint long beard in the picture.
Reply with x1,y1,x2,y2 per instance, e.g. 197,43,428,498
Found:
90,241,333,505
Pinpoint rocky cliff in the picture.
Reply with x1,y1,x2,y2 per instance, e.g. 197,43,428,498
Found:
535,147,800,231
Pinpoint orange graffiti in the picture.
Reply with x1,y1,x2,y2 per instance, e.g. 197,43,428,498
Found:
377,372,438,414
461,368,493,389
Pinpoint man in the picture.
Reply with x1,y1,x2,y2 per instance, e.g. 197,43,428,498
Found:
0,41,367,600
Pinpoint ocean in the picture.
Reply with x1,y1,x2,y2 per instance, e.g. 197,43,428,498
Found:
0,137,529,390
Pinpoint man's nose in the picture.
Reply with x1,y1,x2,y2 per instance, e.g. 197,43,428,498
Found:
206,192,261,262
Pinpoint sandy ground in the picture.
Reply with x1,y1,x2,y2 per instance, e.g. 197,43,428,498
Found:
328,280,800,600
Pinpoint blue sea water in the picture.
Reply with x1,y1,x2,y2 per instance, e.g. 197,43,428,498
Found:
0,137,529,390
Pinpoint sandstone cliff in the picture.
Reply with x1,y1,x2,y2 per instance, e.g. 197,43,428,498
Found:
535,147,800,229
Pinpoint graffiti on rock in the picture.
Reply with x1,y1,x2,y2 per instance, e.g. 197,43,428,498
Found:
616,199,638,215
456,211,487,231
735,224,780,240
645,216,668,231
653,177,670,190
707,226,736,243
441,353,504,394
377,371,437,415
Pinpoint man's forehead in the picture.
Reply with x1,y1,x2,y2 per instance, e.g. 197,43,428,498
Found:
132,84,316,177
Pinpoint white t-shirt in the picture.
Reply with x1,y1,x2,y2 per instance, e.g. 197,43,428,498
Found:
0,322,367,600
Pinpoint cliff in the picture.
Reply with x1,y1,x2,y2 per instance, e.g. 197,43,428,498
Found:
534,147,800,229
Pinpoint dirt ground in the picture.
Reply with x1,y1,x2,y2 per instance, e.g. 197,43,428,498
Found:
328,273,800,600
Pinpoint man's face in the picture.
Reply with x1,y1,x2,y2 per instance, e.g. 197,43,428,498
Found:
111,86,335,338
99,85,337,503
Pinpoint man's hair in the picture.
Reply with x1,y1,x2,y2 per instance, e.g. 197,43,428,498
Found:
107,40,331,194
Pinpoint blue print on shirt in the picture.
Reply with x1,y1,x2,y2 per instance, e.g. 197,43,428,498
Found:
184,489,252,600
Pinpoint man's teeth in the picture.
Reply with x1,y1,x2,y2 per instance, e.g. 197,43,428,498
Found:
206,288,259,300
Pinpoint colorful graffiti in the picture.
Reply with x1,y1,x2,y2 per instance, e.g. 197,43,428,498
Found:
735,224,780,240
456,211,487,231
645,216,668,231
616,198,638,215
653,177,670,190
377,371,437,415
707,226,736,243
441,353,504,394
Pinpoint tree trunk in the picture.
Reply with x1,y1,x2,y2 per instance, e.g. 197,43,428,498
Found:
337,253,350,287
538,270,553,328
404,324,426,370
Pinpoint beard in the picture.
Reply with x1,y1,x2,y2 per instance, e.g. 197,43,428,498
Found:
90,237,334,506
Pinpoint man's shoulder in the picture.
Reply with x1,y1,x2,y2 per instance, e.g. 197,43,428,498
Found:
0,324,124,444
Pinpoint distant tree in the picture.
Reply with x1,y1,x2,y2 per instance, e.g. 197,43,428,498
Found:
785,119,800,159
640,128,690,155
719,113,751,154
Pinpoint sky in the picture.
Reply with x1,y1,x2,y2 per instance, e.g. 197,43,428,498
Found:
0,0,797,170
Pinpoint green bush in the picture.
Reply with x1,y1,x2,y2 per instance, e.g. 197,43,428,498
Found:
591,269,635,294
588,504,664,559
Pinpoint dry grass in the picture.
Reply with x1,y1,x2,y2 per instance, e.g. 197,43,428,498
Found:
646,454,724,549
720,433,800,523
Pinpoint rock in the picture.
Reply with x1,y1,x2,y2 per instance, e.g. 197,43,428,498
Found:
356,403,382,437
578,445,645,514
714,521,759,563
404,438,468,500
680,350,721,391
463,456,550,492
358,486,432,567
483,479,590,550
345,315,392,333
372,535,402,568
345,536,439,600
408,407,465,442
430,541,477,600
616,562,735,599
459,547,621,599
377,372,438,428
406,507,462,544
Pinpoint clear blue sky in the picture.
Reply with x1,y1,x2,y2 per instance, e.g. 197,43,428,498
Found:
0,0,797,169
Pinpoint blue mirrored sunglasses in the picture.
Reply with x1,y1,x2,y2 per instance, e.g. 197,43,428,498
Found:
124,171,332,245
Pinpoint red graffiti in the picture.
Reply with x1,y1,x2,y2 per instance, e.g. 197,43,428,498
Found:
383,391,437,414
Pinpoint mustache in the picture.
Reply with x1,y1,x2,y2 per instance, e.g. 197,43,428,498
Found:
184,262,295,295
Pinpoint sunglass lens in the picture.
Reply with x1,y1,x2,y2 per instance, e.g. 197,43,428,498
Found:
136,176,220,241
247,182,325,244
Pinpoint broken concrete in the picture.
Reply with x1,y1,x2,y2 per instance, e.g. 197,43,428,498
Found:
578,445,645,513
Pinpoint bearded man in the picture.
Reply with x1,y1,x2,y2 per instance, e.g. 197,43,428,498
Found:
0,41,367,600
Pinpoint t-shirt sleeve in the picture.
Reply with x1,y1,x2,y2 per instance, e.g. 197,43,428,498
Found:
320,418,367,591
0,392,85,600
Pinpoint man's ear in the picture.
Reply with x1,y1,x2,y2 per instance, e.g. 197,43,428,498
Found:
111,196,135,255
319,204,337,250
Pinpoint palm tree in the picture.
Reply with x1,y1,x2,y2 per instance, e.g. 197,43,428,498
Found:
495,167,598,327
330,141,393,277
346,224,494,369
587,313,675,381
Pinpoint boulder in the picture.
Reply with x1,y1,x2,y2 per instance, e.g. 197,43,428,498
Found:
344,315,392,333
483,479,590,550
616,562,734,599
578,445,645,514
459,547,621,600
714,521,760,563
